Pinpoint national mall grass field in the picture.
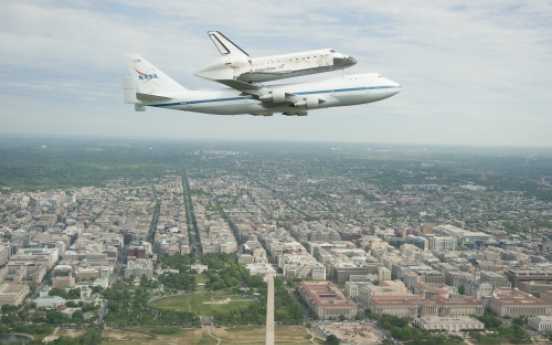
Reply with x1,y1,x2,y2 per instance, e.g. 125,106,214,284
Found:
149,294,257,315
102,326,318,345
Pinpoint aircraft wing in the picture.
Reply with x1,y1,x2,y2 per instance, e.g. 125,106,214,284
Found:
217,80,265,96
218,80,299,106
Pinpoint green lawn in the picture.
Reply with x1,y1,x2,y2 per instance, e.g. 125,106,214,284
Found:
193,274,209,292
103,327,310,345
103,328,217,345
210,325,313,345
220,342,310,345
149,294,258,315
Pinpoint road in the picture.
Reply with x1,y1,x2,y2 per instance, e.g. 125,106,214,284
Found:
179,159,202,263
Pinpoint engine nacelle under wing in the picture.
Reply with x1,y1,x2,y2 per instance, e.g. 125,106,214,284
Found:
260,91,286,103
295,97,325,109
306,97,319,109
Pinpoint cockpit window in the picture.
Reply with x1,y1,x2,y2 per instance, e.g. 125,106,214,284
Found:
330,49,335,53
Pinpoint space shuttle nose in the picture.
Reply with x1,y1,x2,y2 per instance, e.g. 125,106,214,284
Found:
334,55,357,68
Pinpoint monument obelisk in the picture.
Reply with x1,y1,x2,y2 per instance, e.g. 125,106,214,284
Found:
266,274,275,345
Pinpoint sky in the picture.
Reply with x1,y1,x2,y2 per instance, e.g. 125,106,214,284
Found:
1,1,551,146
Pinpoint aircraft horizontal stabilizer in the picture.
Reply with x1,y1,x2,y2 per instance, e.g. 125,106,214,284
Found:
136,93,173,102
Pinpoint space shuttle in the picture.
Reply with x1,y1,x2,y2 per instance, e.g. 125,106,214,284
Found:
194,31,357,83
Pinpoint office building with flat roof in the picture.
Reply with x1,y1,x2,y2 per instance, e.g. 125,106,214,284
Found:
414,316,484,331
298,281,357,320
489,288,552,317
0,283,29,306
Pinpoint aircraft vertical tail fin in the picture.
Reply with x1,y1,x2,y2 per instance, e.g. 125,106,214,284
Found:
208,31,249,59
124,55,188,96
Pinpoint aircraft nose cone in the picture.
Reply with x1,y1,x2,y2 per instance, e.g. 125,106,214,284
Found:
389,84,402,97
392,86,402,95
334,56,357,68
385,78,402,92
379,78,402,99
389,81,402,95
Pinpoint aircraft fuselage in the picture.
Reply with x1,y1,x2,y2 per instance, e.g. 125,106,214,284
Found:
144,73,401,116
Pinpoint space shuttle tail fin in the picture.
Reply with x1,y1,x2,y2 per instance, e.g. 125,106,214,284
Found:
208,31,250,59
123,55,188,96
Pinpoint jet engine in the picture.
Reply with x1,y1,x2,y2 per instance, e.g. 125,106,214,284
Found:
295,97,324,109
306,97,319,109
260,91,286,103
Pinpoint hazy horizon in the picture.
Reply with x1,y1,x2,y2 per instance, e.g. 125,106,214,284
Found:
3,133,552,152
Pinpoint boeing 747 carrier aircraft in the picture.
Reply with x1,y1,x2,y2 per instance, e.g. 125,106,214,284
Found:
122,55,401,116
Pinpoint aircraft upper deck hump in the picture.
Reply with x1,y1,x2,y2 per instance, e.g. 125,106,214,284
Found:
208,31,249,58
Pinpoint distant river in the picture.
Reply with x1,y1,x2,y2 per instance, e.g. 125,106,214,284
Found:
0,334,32,344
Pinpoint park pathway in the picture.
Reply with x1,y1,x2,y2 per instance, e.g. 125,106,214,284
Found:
43,327,60,343
206,327,222,345
305,326,324,344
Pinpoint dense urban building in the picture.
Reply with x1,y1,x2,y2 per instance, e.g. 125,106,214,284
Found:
2,141,552,342
0,283,29,306
413,316,484,331
298,281,357,319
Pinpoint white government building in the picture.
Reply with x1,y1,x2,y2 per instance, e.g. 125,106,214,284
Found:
528,316,552,332
414,316,484,331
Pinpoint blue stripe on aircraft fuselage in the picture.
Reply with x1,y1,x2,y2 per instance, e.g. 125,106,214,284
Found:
150,85,401,108
150,95,253,108
296,85,400,96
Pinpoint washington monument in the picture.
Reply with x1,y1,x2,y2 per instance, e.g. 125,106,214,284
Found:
266,274,275,345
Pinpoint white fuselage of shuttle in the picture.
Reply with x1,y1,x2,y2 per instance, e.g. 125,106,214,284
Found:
195,48,357,83
194,49,356,83
194,31,356,83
